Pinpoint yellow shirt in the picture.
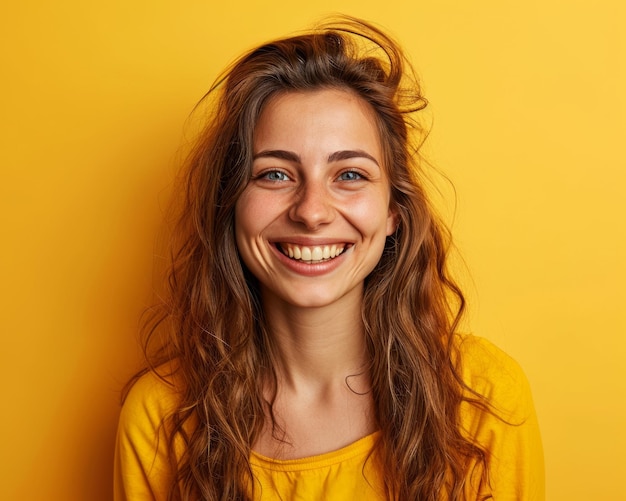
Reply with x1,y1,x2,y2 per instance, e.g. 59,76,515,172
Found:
114,336,544,500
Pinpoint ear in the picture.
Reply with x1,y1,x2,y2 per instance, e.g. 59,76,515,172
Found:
386,205,400,236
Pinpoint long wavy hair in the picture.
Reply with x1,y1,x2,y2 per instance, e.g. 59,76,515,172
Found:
129,16,490,501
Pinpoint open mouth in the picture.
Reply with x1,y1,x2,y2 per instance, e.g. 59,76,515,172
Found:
276,243,348,263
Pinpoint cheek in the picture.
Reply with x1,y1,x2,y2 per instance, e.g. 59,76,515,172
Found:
349,192,393,233
234,197,252,253
234,190,285,260
235,190,260,229
235,191,277,236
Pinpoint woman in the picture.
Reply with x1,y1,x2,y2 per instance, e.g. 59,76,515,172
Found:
114,17,544,501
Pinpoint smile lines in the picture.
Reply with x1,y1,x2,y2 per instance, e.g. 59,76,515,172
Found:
278,243,346,263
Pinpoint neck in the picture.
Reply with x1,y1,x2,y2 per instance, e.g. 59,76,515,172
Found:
261,290,369,392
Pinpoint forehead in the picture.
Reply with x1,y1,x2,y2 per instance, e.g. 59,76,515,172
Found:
253,88,383,157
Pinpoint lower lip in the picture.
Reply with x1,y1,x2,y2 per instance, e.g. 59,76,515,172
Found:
271,245,348,277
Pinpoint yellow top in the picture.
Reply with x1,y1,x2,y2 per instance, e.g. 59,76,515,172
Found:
114,336,544,500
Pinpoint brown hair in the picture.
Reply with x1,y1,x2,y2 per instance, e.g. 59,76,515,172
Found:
131,16,489,500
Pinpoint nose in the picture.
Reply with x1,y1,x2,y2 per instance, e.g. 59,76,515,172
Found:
288,180,335,230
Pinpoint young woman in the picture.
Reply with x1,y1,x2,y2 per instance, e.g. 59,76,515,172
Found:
114,17,544,501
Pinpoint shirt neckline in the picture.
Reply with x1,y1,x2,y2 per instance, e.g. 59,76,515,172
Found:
250,431,380,472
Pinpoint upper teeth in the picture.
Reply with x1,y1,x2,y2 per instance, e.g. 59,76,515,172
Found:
281,244,345,262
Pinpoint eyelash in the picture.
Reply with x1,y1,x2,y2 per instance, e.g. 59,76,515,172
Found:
337,170,366,181
251,169,290,183
253,168,368,183
261,170,290,182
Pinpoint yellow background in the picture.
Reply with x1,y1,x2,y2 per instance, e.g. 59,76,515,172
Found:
1,1,624,499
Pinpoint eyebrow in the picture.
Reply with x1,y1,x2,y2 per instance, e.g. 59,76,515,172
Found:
253,149,380,166
328,150,380,166
253,150,301,163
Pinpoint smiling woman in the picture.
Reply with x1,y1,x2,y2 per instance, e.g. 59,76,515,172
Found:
114,16,544,501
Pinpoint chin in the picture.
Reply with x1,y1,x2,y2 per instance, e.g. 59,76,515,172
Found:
270,283,362,310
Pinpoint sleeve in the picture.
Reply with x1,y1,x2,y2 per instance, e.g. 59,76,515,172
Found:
113,372,178,501
458,336,545,501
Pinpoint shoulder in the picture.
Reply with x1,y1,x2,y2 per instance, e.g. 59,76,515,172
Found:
455,335,545,499
116,367,182,462
114,367,182,501
456,333,523,378
119,367,181,431
456,334,533,421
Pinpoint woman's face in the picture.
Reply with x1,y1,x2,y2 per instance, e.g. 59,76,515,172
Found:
235,88,397,310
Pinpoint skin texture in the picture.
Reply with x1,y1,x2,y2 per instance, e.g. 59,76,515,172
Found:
234,88,397,458
235,88,397,312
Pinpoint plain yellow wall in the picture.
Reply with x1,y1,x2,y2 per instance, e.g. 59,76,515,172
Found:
1,1,624,499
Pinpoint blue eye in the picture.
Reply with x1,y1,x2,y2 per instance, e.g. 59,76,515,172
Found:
263,170,289,181
338,170,363,181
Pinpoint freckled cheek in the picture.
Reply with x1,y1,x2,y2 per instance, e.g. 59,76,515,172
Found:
235,191,284,241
